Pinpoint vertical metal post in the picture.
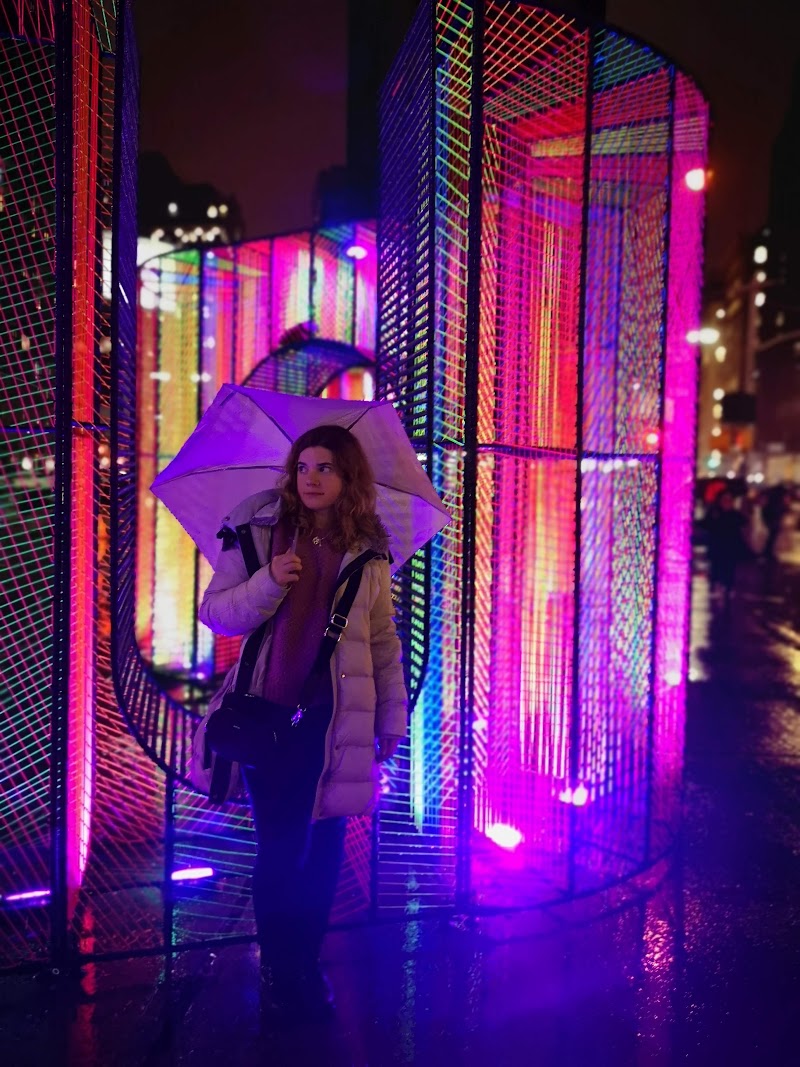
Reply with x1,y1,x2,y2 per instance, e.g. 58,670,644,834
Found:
455,0,485,913
645,66,677,865
349,225,358,349
368,813,380,921
309,227,317,335
50,0,74,971
231,244,239,382
163,769,176,955
568,26,596,897
191,251,205,675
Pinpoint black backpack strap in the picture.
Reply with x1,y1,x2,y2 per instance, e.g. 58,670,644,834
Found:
232,539,381,705
335,549,384,591
236,523,262,577
232,523,270,695
296,550,383,707
208,751,234,804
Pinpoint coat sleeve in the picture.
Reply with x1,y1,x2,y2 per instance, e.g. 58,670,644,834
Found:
198,535,288,637
369,559,408,739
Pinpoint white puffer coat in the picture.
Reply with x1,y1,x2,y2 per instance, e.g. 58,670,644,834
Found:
197,490,408,820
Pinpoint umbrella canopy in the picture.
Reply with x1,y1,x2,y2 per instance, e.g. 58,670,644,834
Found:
150,384,450,572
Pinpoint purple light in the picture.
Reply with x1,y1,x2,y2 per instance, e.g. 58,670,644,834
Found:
170,866,214,882
485,823,524,850
344,243,368,261
4,888,51,903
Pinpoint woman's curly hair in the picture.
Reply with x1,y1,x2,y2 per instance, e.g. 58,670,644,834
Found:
278,424,389,553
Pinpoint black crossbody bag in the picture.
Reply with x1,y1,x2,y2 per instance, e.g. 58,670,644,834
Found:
205,522,379,769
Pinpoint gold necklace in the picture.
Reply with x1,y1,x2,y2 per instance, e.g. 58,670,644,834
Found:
311,530,331,547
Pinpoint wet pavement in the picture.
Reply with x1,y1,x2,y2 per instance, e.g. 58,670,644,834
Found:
2,543,800,1066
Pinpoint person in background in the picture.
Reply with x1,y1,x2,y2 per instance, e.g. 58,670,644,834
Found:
705,489,747,605
761,484,791,563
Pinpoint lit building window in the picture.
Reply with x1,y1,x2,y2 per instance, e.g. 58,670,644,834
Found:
755,292,766,307
714,346,726,362
168,202,178,216
715,308,725,320
219,204,229,216
776,311,785,328
756,270,767,283
713,403,723,419
753,245,768,264
207,205,218,218
713,388,725,401
711,427,721,437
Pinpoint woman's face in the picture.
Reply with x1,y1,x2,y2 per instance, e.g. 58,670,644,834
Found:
296,446,344,518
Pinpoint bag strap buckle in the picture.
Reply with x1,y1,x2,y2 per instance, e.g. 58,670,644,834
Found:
324,613,349,642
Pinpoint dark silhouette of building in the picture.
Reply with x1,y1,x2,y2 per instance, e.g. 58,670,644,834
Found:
138,151,244,246
317,0,607,224
755,58,800,456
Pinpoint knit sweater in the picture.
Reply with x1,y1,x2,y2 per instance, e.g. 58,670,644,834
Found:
262,518,343,707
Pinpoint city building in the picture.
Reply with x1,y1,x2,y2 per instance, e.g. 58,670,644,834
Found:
752,58,800,480
138,150,244,247
696,239,760,481
697,62,800,485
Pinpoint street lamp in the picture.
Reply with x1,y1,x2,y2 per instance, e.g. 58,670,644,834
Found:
687,327,720,345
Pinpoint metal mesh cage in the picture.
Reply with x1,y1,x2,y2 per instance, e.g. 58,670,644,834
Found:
1,0,708,971
377,0,708,910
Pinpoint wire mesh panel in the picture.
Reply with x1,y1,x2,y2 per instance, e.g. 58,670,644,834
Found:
378,0,708,913
376,0,463,912
471,2,586,907
651,73,708,852
0,3,58,963
572,31,672,893
0,0,160,967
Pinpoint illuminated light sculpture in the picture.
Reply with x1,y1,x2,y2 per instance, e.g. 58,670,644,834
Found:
136,223,378,678
376,1,708,908
0,0,708,974
107,221,382,953
0,0,161,968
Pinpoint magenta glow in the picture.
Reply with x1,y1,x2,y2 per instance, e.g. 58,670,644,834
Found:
4,888,51,903
170,866,214,882
485,823,524,851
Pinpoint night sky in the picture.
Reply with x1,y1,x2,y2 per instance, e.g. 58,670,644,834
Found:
135,0,800,278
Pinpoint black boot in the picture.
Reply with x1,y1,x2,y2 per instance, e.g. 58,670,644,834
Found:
296,958,336,1020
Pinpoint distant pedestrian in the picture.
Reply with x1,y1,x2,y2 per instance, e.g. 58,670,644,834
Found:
705,490,746,603
761,485,790,562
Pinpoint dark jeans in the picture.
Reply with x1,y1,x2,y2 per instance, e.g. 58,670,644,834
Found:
243,705,346,979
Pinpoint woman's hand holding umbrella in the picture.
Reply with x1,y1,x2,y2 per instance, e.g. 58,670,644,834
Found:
269,550,302,587
269,526,302,587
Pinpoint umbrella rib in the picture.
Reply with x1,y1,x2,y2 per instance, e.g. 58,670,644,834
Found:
154,463,285,485
374,480,450,511
343,407,373,432
239,394,294,444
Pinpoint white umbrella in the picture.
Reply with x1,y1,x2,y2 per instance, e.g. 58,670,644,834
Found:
150,384,450,571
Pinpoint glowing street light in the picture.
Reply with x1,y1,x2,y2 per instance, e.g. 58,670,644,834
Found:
687,327,720,345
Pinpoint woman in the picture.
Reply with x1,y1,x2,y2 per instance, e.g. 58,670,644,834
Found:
198,425,407,1019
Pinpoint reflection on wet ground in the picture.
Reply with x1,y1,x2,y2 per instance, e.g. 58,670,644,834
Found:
3,547,800,1066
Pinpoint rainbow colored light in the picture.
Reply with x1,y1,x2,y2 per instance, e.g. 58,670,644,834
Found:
376,1,709,908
